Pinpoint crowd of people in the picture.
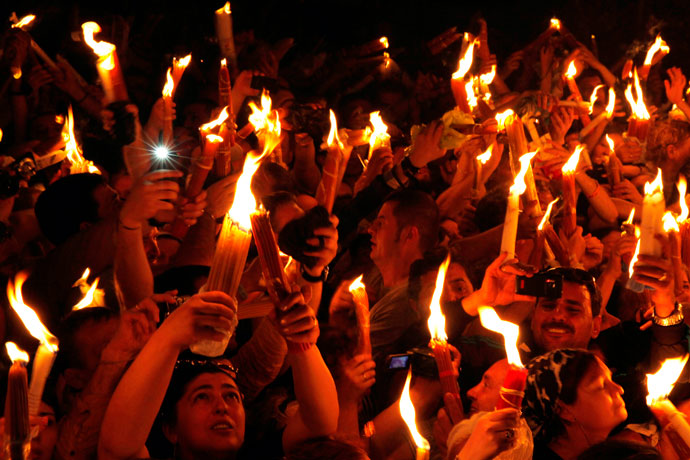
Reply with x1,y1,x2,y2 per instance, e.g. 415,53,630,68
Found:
0,4,689,460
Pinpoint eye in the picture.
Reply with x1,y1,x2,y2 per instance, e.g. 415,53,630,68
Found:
224,391,241,403
540,302,556,311
193,392,210,402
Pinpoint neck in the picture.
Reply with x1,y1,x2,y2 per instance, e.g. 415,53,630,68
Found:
377,252,420,288
177,446,236,460
548,425,609,460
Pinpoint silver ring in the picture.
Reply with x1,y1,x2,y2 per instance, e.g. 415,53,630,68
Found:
659,274,668,282
504,429,514,440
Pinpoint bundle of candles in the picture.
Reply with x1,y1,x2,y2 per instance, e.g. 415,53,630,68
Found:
348,275,371,355
399,369,430,460
450,34,477,115
62,106,99,175
500,151,537,260
504,114,540,214
625,68,651,142
315,110,346,212
4,342,30,460
529,198,563,269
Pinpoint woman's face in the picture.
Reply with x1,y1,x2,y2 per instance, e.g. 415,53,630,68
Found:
168,372,245,457
560,357,627,437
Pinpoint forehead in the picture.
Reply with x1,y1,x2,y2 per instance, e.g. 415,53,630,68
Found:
185,372,239,394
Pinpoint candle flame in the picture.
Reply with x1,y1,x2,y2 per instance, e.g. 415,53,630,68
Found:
162,68,174,98
12,14,36,29
205,134,224,144
629,238,641,279
427,254,450,342
227,150,267,230
399,368,430,452
327,110,344,150
565,60,578,79
510,151,537,196
465,80,477,109
662,211,680,233
379,36,389,49
348,275,365,293
7,273,58,352
624,208,635,226
174,53,192,70
677,176,688,222
476,144,493,164
81,22,116,70
562,145,584,174
72,268,102,311
643,35,670,67
479,65,496,86
495,109,515,131
625,68,650,120
606,134,615,152
550,18,561,30
200,106,229,133
538,198,559,231
62,106,99,174
216,2,231,14
5,342,29,364
588,85,604,114
368,111,390,153
248,90,281,149
644,168,664,196
604,87,616,118
452,36,477,80
478,306,523,367
221,58,227,67
646,355,688,405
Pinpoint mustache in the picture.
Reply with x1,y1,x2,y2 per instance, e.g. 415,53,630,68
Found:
542,322,574,333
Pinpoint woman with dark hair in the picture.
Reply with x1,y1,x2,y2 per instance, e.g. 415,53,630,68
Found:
523,349,628,460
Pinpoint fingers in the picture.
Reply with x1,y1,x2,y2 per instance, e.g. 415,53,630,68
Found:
144,169,184,182
443,392,464,425
196,291,238,312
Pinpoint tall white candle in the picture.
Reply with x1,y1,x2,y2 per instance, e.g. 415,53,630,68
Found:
500,152,536,259
640,169,665,256
28,342,57,416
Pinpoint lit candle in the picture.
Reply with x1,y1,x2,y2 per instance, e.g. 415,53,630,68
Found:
4,342,29,460
81,22,128,104
63,106,99,174
529,198,559,269
561,146,583,237
427,255,462,402
214,2,237,69
161,67,175,146
218,58,232,109
646,355,690,458
505,114,540,214
316,110,345,212
348,275,371,356
6,273,59,416
501,151,537,260
639,35,670,81
10,14,60,78
72,267,104,310
368,111,390,159
450,34,476,114
564,61,591,125
579,87,615,138
248,91,282,164
399,369,430,460
171,54,192,98
605,135,621,187
640,169,665,257
478,306,527,409
475,144,493,192
662,212,685,296
625,68,651,141
676,177,690,268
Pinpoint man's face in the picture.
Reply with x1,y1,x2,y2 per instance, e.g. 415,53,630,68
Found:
531,281,599,351
169,372,245,457
442,262,473,302
466,359,510,414
368,202,401,264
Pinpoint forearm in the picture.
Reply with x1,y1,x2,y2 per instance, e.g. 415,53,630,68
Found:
592,62,617,87
293,157,321,194
596,268,618,311
98,333,179,460
369,402,407,459
575,172,617,223
675,100,690,123
336,398,362,441
114,225,153,309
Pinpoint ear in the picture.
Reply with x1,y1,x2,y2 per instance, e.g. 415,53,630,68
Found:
401,225,420,245
162,422,178,444
591,315,602,339
555,402,576,423
666,143,678,160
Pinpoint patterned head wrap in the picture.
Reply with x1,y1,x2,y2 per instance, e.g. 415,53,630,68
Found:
522,349,598,444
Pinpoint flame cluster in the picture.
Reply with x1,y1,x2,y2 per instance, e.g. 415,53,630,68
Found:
510,151,537,196
248,91,281,154
62,106,99,174
7,273,58,353
625,69,650,120
82,22,116,70
646,355,688,405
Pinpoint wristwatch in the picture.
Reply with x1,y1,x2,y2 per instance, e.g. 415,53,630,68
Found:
300,264,329,283
653,302,684,327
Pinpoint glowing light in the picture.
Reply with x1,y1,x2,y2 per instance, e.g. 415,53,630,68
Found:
510,151,537,196
465,80,477,109
538,198,559,231
7,273,58,352
643,35,670,67
5,342,29,364
368,111,390,153
174,53,192,71
427,255,450,342
399,369,430,453
200,107,229,133
153,146,170,160
629,238,641,279
479,65,496,86
216,2,231,14
11,14,36,29
644,168,664,196
478,306,523,367
379,36,389,49
662,211,680,233
565,60,578,79
550,18,561,30
162,68,174,98
227,150,269,230
625,68,650,120
624,208,635,226
589,84,605,114
72,268,103,311
606,134,615,152
495,109,515,131
81,22,116,70
646,355,689,405
327,110,344,150
62,106,99,174
677,177,688,222
562,145,584,174
476,144,493,164
348,275,365,293
452,35,477,80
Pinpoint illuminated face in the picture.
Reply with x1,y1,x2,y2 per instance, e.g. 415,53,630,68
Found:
559,357,627,437
168,373,245,457
367,202,401,265
466,359,509,414
442,262,473,302
531,281,600,351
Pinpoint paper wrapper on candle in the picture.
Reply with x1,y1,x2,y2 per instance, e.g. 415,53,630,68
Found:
351,287,371,356
5,361,29,460
640,191,664,257
496,365,528,410
542,225,571,267
628,118,650,142
561,172,577,237
430,340,460,398
215,3,237,69
195,214,247,356
315,145,342,213
500,192,520,260
28,343,56,416
528,230,546,269
651,399,690,458
97,52,128,105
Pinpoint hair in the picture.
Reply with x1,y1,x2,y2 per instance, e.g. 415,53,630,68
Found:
646,119,690,166
251,161,298,202
538,267,602,316
55,307,116,372
474,186,509,232
576,440,662,460
285,437,369,460
384,189,440,253
34,173,106,245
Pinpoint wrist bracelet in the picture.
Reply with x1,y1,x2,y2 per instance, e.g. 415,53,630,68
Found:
300,264,329,283
586,183,600,199
287,341,313,353
653,302,684,327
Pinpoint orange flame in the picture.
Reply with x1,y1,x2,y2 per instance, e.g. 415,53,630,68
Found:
510,151,537,196
62,106,99,174
604,87,616,117
625,68,650,120
495,109,515,131
227,150,268,230
200,106,229,133
562,145,584,174
5,342,29,364
379,36,389,49
12,14,36,29
205,134,224,144
565,60,578,79
174,53,192,71
248,91,281,149
644,168,663,196
162,68,174,98
646,355,688,405
624,208,635,226
677,176,688,222
81,22,116,70
606,134,615,152
7,273,58,352
399,368,430,453
629,238,640,279
72,268,103,311
643,35,670,67
327,110,344,150
478,306,523,367
427,255,451,342
465,80,478,109
588,84,605,114
476,144,493,165
452,35,477,80
368,111,390,152
348,274,365,293
538,198,559,231
216,2,231,14
550,18,562,30
479,65,496,86
662,211,680,233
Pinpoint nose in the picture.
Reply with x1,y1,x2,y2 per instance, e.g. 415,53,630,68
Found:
466,383,479,401
608,379,624,396
213,396,230,414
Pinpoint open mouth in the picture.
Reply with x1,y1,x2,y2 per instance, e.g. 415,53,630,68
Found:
210,421,234,432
